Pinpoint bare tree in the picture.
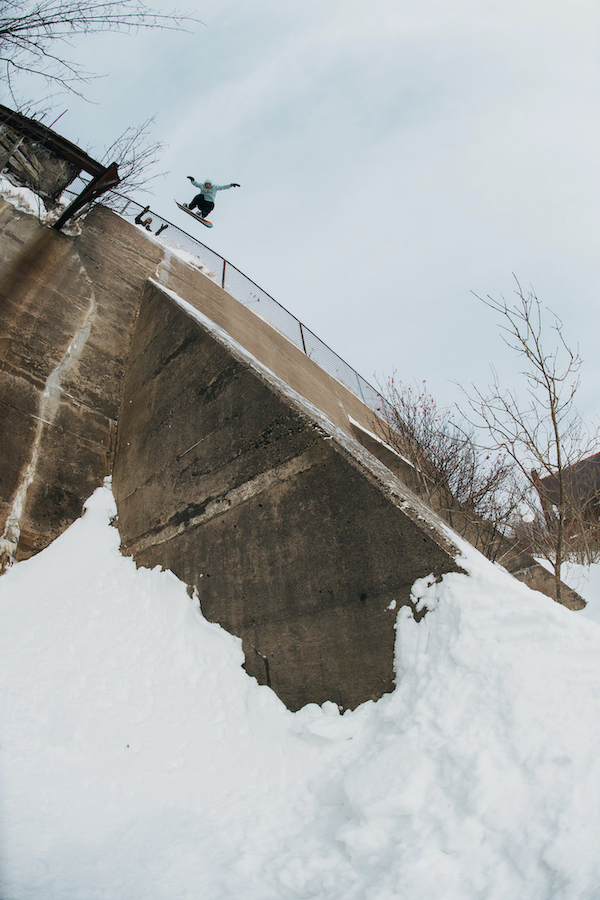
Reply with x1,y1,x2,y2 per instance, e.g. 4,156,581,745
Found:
463,279,600,601
98,116,165,200
0,0,197,101
55,116,167,222
375,375,521,560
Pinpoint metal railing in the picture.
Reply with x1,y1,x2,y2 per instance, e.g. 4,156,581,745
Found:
113,194,385,417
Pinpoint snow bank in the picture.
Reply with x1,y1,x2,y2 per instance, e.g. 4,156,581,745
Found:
2,483,600,899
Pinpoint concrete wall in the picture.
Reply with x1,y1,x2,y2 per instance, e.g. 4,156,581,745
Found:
112,281,464,710
0,202,163,561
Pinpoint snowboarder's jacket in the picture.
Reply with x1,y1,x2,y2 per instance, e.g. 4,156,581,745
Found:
190,179,235,202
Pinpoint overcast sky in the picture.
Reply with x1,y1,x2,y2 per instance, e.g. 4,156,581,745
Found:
7,0,600,417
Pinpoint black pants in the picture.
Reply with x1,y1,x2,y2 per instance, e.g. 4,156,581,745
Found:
189,193,214,218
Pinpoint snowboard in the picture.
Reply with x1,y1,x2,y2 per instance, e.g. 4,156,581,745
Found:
175,201,213,227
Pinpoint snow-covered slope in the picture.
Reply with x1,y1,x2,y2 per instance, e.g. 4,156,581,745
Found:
2,483,600,899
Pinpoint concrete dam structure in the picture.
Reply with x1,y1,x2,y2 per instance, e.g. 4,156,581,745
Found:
0,187,582,710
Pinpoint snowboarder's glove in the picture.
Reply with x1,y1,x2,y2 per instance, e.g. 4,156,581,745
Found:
187,175,195,182
231,183,240,187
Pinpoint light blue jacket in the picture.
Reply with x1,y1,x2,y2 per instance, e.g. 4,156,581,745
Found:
191,179,234,202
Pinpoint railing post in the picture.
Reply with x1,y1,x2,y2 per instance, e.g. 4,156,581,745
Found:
356,374,366,404
299,322,308,355
222,259,226,289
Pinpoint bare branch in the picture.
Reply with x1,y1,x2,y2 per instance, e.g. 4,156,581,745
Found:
462,279,600,598
375,375,524,562
0,0,200,100
99,117,166,201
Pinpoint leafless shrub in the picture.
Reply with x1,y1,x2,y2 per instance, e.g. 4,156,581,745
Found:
98,117,165,202
376,375,522,561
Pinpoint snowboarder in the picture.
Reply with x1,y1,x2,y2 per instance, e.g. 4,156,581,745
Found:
185,177,240,219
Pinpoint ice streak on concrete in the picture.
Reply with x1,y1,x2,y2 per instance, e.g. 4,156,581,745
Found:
0,266,97,567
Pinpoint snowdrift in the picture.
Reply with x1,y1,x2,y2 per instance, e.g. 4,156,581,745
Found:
2,483,600,899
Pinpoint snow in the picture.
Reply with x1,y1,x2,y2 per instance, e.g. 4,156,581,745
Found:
527,555,600,625
0,175,50,219
0,175,87,234
348,415,415,469
138,230,222,284
3,482,600,898
159,243,220,283
563,561,600,625
3,233,600,894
